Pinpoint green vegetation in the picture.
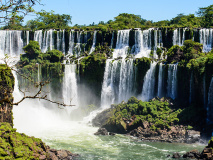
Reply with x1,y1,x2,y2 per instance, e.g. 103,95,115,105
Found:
0,65,14,90
0,122,50,159
107,97,182,131
26,10,72,30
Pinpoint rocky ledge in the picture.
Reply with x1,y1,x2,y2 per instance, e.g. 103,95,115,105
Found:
129,124,200,143
92,97,202,144
0,122,79,160
169,138,213,160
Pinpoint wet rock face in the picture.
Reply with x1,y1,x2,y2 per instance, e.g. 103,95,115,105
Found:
94,128,108,135
129,125,200,143
94,128,116,136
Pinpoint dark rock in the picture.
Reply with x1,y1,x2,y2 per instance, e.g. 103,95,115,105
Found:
92,108,113,127
57,150,68,159
49,151,58,160
183,149,201,159
109,132,116,136
94,128,108,135
172,152,181,158
185,130,200,143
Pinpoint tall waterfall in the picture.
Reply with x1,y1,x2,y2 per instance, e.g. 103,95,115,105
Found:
63,64,78,106
207,77,213,123
113,30,130,59
173,28,186,46
0,30,24,58
157,63,163,98
141,61,157,101
89,31,97,54
133,28,162,59
74,31,82,57
56,30,65,54
110,32,114,48
199,28,213,52
34,29,55,53
167,64,178,99
68,30,75,56
101,59,134,108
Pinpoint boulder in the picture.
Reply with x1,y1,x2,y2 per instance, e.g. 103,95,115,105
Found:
172,152,181,158
94,128,108,135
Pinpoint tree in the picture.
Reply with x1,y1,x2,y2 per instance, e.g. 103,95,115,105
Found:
0,0,40,26
198,5,213,27
27,10,72,30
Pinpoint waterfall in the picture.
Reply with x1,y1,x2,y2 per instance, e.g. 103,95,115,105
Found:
34,30,43,48
110,32,114,48
37,64,42,82
26,31,29,45
56,30,66,54
63,64,78,106
141,61,157,101
173,28,185,46
207,77,213,123
167,64,178,99
101,59,134,108
133,28,155,58
157,63,163,98
113,30,130,59
74,31,82,57
0,30,24,58
68,30,75,56
89,31,97,54
199,28,213,52
42,29,54,53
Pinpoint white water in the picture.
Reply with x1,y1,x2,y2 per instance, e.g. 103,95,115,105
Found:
167,64,178,99
89,31,97,54
56,30,66,54
68,30,75,56
101,59,134,109
63,64,78,107
74,31,82,57
200,28,213,52
141,61,157,101
173,28,186,46
113,30,130,59
157,63,163,98
0,30,24,58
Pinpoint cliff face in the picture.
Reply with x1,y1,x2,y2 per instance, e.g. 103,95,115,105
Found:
0,64,14,126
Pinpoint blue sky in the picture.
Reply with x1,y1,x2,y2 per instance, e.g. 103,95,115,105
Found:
26,0,213,26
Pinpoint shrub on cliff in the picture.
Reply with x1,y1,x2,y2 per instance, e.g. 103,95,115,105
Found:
105,97,182,133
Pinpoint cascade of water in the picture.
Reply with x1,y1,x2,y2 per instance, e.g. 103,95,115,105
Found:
26,31,29,45
157,63,163,98
68,30,75,56
89,31,97,54
0,30,24,58
34,30,43,48
113,30,130,59
101,59,134,108
133,29,155,58
62,30,65,54
110,32,114,48
42,29,54,53
182,28,186,45
37,64,41,82
118,59,134,103
141,61,157,101
207,77,213,123
167,64,178,99
63,64,78,107
200,28,213,52
74,31,82,57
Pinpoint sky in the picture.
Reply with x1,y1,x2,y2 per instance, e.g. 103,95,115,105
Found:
25,0,213,26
